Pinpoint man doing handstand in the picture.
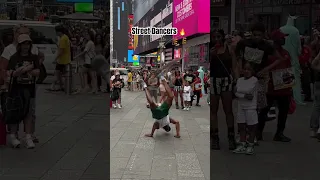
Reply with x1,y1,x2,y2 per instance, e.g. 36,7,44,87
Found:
144,75,181,138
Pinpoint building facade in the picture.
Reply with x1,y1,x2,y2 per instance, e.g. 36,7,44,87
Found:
235,0,320,35
211,0,231,33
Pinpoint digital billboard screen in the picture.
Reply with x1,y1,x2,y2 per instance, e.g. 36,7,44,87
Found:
128,14,134,50
128,50,140,63
173,0,210,39
75,3,93,13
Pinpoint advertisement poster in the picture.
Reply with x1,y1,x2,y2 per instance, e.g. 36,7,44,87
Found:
128,14,134,50
271,68,295,90
173,0,210,39
174,48,181,59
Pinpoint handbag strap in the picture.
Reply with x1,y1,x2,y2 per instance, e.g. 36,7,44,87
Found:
215,51,233,80
7,71,14,94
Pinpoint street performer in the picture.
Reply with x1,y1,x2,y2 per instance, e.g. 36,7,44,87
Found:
143,61,181,138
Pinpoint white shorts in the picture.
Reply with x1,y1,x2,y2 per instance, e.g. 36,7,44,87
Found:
155,115,170,128
237,109,258,125
183,94,191,101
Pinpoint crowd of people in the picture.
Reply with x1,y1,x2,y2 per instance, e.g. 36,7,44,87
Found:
0,23,110,149
110,66,210,111
210,19,320,155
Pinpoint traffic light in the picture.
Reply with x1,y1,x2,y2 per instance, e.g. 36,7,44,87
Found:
173,39,178,46
182,37,187,45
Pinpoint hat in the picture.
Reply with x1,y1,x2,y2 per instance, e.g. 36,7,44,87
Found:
18,34,32,44
271,29,288,40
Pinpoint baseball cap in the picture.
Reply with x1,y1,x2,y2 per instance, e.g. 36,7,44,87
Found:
271,29,288,40
17,34,32,44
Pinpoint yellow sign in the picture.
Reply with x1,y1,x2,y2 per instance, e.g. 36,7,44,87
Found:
133,35,138,50
182,37,187,45
133,55,139,61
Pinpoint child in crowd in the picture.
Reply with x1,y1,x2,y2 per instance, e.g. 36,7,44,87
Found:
234,62,258,155
183,81,192,111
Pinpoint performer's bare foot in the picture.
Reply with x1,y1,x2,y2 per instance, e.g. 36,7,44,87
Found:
145,134,153,137
174,135,181,138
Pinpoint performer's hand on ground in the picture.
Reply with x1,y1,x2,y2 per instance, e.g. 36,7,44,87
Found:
145,134,153,137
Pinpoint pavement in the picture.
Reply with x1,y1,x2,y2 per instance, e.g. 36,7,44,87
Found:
212,100,320,180
2,82,318,180
0,84,110,180
110,90,210,180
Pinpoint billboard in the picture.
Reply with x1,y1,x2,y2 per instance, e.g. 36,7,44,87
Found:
128,14,134,50
75,3,93,13
128,50,140,63
133,0,173,55
173,0,210,39
57,0,93,2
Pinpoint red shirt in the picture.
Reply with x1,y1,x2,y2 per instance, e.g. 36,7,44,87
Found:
299,46,311,64
267,47,292,96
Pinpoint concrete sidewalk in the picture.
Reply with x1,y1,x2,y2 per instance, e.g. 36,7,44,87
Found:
0,84,110,180
212,101,320,180
110,90,210,180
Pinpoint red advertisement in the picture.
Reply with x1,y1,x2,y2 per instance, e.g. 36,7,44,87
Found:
128,14,134,50
174,48,181,59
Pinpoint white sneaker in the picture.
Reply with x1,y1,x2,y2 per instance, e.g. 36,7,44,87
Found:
183,107,187,111
9,134,20,148
112,104,117,109
25,134,35,149
117,104,122,109
186,107,190,111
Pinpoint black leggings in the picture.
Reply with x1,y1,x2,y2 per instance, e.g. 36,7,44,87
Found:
258,95,290,135
191,90,201,105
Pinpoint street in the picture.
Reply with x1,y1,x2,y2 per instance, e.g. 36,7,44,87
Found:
212,101,320,180
110,90,210,180
0,84,109,180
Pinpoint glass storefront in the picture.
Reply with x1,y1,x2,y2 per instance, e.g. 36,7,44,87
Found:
183,43,210,70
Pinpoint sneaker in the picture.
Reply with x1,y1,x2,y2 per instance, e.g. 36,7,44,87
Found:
117,104,122,109
112,104,117,109
32,136,39,143
233,142,247,154
183,107,187,111
196,104,201,107
246,143,254,155
273,134,291,142
186,107,190,111
211,135,220,150
25,135,35,149
9,134,20,148
176,105,179,109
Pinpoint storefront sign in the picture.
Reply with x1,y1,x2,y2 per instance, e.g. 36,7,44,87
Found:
173,0,210,40
128,14,134,50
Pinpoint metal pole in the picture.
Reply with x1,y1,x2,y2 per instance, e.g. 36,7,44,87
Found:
309,0,313,38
